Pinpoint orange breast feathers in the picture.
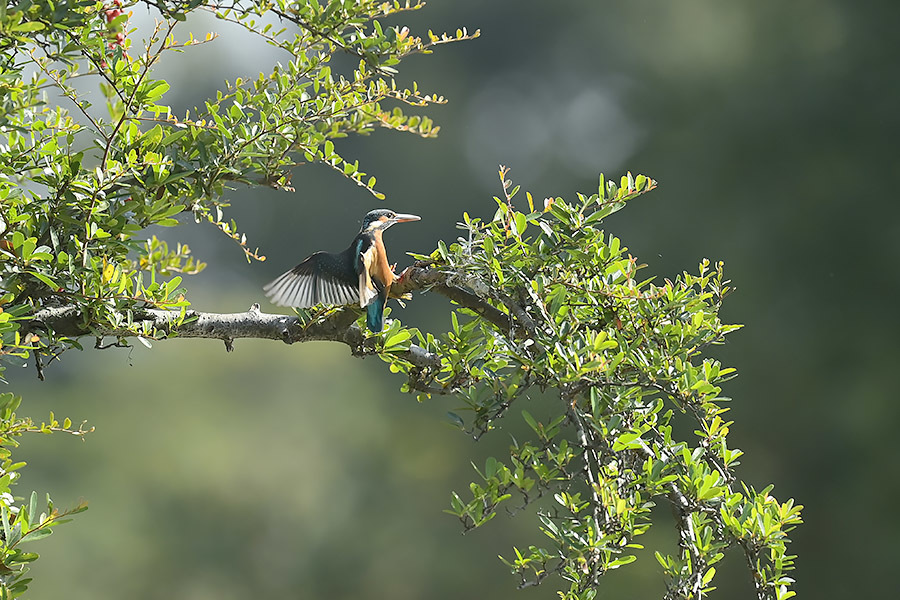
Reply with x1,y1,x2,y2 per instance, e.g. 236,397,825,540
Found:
371,228,396,292
358,229,397,307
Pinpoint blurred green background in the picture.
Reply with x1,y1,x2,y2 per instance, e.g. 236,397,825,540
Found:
12,0,899,598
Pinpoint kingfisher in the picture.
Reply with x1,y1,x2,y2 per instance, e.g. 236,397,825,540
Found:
263,209,421,332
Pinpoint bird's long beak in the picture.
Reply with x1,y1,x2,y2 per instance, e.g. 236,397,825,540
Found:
392,213,421,224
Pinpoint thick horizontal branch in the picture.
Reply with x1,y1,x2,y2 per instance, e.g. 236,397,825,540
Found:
22,263,531,372
26,303,440,370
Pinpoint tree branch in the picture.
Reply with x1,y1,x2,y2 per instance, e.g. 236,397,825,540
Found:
393,262,511,330
19,262,535,375
24,303,440,371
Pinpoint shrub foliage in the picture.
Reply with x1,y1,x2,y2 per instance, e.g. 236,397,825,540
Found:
0,1,799,599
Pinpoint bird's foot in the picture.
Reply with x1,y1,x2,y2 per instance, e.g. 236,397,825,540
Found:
394,265,410,283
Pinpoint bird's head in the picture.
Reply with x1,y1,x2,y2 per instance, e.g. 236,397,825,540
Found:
360,209,421,233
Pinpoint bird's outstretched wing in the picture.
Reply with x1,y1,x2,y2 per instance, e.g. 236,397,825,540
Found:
264,250,360,308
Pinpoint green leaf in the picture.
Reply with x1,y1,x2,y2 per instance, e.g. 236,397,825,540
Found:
160,129,188,146
613,431,643,451
608,554,637,568
26,271,58,289
27,491,37,528
513,212,527,236
19,527,53,544
382,328,412,352
446,412,465,429
143,124,163,147
521,410,539,434
144,80,171,103
12,21,45,32
164,276,183,298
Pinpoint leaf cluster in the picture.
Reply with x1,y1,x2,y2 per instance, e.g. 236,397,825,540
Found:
378,170,802,599
0,392,90,597
0,1,472,592
0,3,802,599
1,0,475,368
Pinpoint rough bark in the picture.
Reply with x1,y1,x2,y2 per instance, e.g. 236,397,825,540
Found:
20,262,525,370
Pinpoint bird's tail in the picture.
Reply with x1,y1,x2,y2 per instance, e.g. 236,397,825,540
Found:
366,293,385,332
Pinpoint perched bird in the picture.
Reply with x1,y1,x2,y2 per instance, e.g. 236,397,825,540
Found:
264,209,421,332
